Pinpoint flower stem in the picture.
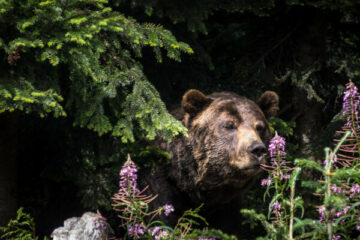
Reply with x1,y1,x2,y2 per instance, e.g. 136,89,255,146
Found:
351,110,360,161
289,185,294,240
324,147,332,240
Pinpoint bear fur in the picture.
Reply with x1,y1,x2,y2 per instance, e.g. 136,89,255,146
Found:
141,90,279,236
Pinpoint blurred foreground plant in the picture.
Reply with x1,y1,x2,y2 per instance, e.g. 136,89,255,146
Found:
242,80,360,240
296,80,360,239
242,133,303,240
112,155,235,240
335,81,360,166
0,207,48,240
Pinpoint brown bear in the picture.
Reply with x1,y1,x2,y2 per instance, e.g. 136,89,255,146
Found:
141,89,279,236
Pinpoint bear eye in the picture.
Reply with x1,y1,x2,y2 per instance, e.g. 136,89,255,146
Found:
256,124,265,133
224,121,237,130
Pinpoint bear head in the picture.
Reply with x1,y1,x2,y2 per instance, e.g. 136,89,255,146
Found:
176,89,279,206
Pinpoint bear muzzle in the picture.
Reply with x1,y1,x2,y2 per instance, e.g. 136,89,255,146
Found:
247,141,267,163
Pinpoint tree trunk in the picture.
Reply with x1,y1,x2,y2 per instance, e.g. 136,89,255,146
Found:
292,88,325,157
0,112,19,226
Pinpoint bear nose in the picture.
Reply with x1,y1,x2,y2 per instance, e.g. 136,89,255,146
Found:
247,142,267,162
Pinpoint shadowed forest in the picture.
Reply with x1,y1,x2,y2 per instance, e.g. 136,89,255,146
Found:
1,1,360,239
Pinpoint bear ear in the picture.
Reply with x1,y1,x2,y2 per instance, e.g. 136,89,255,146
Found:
256,91,279,119
182,89,212,116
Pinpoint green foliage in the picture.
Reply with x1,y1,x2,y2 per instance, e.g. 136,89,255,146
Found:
241,209,277,237
277,67,326,103
0,207,48,240
294,158,324,173
0,0,192,142
269,117,296,137
173,204,208,238
137,146,172,168
186,228,238,240
0,79,65,117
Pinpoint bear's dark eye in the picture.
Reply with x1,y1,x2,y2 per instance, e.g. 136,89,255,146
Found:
224,121,237,130
256,124,265,133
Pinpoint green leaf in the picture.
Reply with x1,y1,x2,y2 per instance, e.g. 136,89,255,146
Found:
333,168,360,180
289,167,301,188
295,158,324,173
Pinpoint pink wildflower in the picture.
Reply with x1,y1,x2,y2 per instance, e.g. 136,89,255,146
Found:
350,184,360,198
318,205,326,222
268,135,286,157
163,203,175,216
128,223,146,238
261,177,272,186
271,201,282,218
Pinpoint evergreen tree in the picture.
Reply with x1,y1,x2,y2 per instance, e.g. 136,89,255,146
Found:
0,0,192,226
0,0,193,141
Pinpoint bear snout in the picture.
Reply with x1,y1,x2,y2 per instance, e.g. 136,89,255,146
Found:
247,142,267,162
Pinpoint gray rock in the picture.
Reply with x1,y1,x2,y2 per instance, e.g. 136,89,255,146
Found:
51,212,112,240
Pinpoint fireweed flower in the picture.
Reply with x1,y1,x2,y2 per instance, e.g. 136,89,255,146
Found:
149,226,160,237
335,206,350,224
271,201,282,218
342,81,360,121
149,227,169,240
157,229,168,239
261,133,293,185
261,177,272,186
149,226,159,233
162,203,175,216
318,204,351,225
119,161,138,188
350,184,360,198
336,81,360,167
279,172,290,180
113,156,171,239
336,206,350,218
331,184,342,195
268,135,286,157
333,235,341,240
113,157,180,240
93,211,107,231
356,217,360,231
323,154,338,166
318,206,326,222
128,223,146,238
115,156,143,199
